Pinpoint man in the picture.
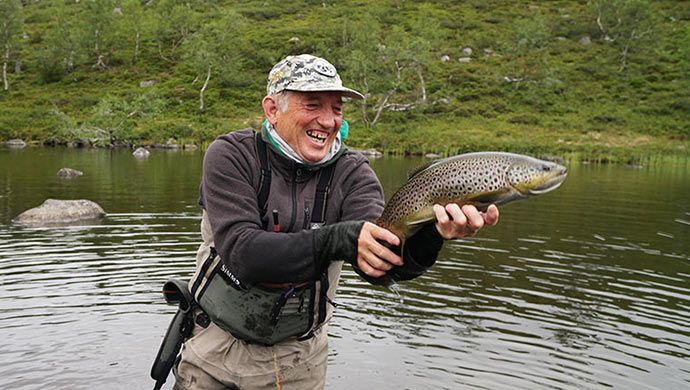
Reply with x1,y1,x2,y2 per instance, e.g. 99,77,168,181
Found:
173,54,499,389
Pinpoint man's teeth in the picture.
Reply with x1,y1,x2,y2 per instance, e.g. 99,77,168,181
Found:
307,130,328,143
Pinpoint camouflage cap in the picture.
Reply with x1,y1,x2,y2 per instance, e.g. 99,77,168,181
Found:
267,54,364,100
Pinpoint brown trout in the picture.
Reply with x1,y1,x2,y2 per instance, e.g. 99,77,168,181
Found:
376,152,567,245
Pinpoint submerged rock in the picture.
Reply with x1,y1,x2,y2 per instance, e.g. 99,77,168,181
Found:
57,168,84,178
154,140,181,149
357,148,383,158
133,147,150,158
13,199,106,226
6,139,27,148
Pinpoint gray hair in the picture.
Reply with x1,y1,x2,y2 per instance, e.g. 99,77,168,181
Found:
272,91,293,113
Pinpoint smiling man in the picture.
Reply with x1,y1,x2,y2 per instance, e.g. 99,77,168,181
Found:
171,54,499,389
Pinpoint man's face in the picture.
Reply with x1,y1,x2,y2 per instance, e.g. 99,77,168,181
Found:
272,91,344,163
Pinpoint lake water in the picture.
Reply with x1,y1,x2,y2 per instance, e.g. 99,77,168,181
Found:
0,147,688,389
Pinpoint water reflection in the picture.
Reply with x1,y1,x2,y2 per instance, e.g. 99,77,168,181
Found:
0,148,689,389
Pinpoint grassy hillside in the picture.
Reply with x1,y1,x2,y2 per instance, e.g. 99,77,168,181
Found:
0,0,688,162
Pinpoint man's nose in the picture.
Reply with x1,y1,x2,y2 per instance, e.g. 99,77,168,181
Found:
316,109,340,129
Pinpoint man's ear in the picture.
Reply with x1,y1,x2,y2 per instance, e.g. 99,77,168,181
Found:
262,96,279,126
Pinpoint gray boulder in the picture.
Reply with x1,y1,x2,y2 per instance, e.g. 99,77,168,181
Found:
140,79,156,88
57,168,84,178
13,199,106,226
579,35,592,45
133,147,150,158
6,139,26,148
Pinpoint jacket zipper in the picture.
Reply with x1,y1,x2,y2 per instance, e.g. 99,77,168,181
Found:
302,206,310,230
286,167,299,232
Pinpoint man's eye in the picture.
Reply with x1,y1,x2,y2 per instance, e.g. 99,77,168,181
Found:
306,104,319,109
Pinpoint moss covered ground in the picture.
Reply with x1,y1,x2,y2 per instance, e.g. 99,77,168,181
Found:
0,0,688,162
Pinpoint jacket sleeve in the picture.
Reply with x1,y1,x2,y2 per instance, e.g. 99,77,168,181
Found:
336,155,444,286
351,223,444,286
201,137,364,285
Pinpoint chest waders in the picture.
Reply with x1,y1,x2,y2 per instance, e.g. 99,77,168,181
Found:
191,133,337,345
151,133,336,389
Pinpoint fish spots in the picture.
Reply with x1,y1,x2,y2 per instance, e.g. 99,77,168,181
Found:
379,152,565,236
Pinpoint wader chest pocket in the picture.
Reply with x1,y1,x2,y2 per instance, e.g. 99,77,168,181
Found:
196,265,317,346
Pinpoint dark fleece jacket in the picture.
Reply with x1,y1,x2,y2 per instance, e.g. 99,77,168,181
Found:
199,128,442,285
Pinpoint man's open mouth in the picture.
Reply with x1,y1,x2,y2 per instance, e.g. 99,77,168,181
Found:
307,130,328,144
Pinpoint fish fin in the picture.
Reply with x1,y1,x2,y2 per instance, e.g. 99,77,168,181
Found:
404,219,434,240
407,159,442,180
469,188,520,209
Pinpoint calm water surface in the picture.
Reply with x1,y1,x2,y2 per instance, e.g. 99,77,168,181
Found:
0,147,688,389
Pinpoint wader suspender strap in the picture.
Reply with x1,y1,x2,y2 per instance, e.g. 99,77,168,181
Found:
312,164,336,327
255,132,272,219
255,131,337,228
256,135,337,331
310,162,335,229
191,247,217,298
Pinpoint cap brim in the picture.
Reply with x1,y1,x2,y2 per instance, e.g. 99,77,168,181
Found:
286,85,365,100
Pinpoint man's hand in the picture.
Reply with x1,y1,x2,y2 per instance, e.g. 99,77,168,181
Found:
356,222,403,277
433,204,499,239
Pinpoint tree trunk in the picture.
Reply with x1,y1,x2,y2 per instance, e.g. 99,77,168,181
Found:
94,29,100,56
360,101,370,127
371,88,396,127
133,31,140,63
199,65,211,111
417,68,427,104
2,47,8,91
2,61,7,91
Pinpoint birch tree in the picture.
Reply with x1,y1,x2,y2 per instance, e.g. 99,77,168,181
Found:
590,0,657,71
154,0,194,62
81,0,117,69
0,0,23,91
120,0,149,64
181,9,245,112
38,3,83,82
329,16,433,128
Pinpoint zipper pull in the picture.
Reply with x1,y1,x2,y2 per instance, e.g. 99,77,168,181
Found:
303,207,310,230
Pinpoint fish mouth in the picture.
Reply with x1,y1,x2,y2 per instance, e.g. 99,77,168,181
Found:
528,167,568,195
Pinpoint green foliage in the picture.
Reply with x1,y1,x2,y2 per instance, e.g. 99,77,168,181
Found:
153,0,196,62
76,0,118,68
589,0,659,70
49,92,166,146
118,0,151,64
179,7,247,111
507,13,553,84
36,3,83,83
0,0,687,159
0,0,24,90
321,9,437,128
